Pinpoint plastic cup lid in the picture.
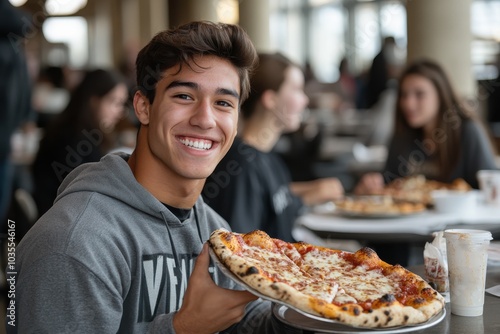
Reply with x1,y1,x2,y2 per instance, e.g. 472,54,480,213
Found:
444,229,493,242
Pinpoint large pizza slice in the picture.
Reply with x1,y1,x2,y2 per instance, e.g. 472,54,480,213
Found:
209,229,444,329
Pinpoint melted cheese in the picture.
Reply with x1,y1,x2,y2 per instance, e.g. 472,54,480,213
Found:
238,243,338,302
301,249,401,303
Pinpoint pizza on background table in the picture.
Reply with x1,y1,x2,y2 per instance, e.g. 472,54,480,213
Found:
334,195,426,217
209,229,445,329
376,175,471,206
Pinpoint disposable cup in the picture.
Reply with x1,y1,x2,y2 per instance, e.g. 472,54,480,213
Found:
444,229,492,316
477,170,500,206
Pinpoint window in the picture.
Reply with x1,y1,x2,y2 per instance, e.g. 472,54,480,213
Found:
471,0,500,79
42,17,88,68
309,5,346,82
270,0,407,81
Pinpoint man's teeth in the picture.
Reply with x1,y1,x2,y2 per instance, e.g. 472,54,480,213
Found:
180,138,212,150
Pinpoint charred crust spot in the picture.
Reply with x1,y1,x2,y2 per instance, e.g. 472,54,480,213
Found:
242,266,259,276
359,247,376,256
413,297,425,304
342,307,348,311
421,287,433,294
364,320,368,324
428,281,437,290
404,315,409,322
368,309,373,313
380,294,396,303
270,284,279,291
386,317,393,324
353,308,360,316
374,316,379,322
384,310,390,316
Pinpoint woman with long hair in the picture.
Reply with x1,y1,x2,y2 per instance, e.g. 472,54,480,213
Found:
33,69,128,217
356,59,497,194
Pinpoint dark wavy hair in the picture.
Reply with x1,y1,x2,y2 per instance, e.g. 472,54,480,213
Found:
135,21,258,106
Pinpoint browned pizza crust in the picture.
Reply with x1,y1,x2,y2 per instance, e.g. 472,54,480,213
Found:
209,229,445,328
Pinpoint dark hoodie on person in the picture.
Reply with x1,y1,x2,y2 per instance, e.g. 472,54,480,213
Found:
10,153,276,333
0,0,34,158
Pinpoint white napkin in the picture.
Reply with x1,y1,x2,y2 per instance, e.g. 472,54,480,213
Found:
486,285,500,298
423,231,449,293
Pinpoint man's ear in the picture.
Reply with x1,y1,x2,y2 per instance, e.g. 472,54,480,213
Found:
133,91,151,125
261,89,277,110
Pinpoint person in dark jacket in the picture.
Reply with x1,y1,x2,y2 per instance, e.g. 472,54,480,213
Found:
355,59,498,193
0,0,35,222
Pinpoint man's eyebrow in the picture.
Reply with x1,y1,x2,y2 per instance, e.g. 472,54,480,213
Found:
217,88,240,100
166,80,240,100
166,80,198,91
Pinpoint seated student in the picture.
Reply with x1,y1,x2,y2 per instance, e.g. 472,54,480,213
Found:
203,53,344,242
10,21,281,333
355,59,498,194
354,59,498,266
32,69,129,217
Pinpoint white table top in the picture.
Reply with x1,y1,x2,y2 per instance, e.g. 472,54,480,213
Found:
297,201,500,236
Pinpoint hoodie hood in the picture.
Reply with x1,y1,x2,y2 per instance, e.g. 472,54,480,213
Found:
55,152,171,220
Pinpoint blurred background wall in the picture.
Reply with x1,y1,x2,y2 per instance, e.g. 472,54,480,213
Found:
11,0,500,84
6,0,500,162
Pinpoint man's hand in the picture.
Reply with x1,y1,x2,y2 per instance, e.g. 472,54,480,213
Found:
173,243,258,334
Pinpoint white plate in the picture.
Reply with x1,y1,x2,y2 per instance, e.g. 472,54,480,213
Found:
209,247,445,331
273,304,446,333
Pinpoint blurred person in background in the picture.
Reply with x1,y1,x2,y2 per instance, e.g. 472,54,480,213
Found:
336,57,357,110
32,69,128,217
355,59,498,194
354,59,498,266
363,36,404,109
487,49,500,151
203,52,344,242
0,0,36,223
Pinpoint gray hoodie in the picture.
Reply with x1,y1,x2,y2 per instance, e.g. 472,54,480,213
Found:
9,153,277,333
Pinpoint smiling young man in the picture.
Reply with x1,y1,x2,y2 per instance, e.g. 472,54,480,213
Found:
10,21,281,333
